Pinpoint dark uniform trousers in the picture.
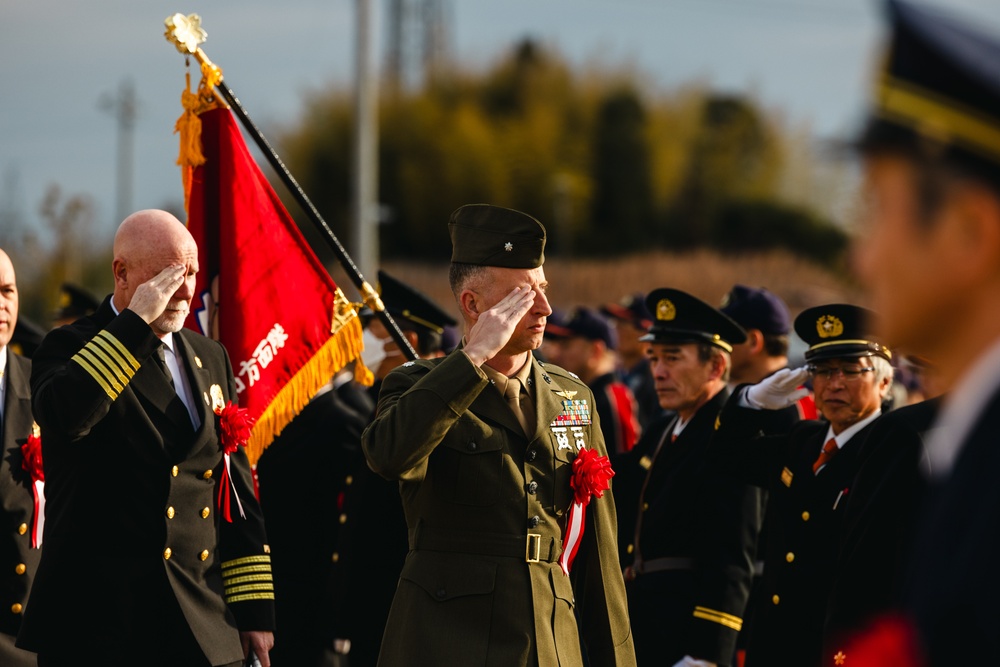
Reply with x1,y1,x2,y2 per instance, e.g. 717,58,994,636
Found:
256,380,372,667
0,352,41,667
620,388,762,666
711,392,878,667
18,298,275,666
362,351,636,667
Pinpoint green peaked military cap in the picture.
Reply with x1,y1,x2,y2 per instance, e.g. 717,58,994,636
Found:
449,203,546,269
794,303,892,362
641,288,747,353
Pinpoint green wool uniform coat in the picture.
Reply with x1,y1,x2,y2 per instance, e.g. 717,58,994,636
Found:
363,350,636,667
18,299,275,665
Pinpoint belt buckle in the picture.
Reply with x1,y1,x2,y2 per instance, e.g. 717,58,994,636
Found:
526,533,542,563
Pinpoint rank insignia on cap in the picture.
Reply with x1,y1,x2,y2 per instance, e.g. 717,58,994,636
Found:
817,315,844,339
504,242,513,251
657,299,677,321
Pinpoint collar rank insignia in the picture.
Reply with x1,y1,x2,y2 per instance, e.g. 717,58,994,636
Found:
781,467,794,487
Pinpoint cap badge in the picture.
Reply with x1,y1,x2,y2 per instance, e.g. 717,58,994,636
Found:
817,315,843,339
656,299,676,321
504,242,513,252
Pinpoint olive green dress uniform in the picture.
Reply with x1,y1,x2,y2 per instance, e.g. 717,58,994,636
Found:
18,298,275,665
364,351,633,666
0,351,40,667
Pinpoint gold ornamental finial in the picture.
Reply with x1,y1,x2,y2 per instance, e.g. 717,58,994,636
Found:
164,13,207,54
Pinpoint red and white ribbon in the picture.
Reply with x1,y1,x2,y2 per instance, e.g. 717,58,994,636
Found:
559,447,614,575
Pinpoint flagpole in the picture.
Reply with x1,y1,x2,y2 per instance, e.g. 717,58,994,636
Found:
165,14,418,362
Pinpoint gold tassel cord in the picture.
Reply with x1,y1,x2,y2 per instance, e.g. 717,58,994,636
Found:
175,61,225,218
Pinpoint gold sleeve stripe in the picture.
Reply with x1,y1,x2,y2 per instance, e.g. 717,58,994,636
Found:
76,348,125,395
81,343,131,388
96,331,139,372
226,583,275,596
222,555,272,570
222,564,272,578
227,592,276,603
70,353,118,400
225,574,274,587
92,335,137,380
693,606,743,632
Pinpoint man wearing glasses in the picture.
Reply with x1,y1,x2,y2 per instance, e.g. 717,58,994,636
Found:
710,303,893,667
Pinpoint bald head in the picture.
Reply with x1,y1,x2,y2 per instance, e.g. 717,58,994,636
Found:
112,210,199,337
0,248,18,351
114,209,196,264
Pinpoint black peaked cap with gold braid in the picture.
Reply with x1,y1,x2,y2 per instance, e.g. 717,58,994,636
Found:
449,203,546,269
794,304,892,363
640,288,746,353
376,269,457,335
859,0,1000,186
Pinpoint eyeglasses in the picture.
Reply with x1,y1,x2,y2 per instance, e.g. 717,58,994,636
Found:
807,364,876,382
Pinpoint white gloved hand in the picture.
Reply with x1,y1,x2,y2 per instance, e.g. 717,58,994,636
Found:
745,366,811,410
671,656,717,667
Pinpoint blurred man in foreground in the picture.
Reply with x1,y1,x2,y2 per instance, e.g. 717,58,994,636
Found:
850,1,1000,663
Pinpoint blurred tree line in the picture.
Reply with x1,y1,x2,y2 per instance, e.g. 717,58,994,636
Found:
280,39,851,265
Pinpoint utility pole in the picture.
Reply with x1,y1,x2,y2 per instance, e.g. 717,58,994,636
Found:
351,0,379,280
100,78,138,226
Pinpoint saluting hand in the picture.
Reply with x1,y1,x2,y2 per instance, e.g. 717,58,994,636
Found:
463,285,536,366
745,366,812,410
126,264,187,325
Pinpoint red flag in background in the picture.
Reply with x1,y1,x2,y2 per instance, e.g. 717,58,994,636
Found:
180,100,368,465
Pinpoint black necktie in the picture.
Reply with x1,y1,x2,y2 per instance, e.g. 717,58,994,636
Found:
156,344,175,390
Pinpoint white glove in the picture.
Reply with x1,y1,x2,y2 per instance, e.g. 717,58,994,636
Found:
745,366,811,410
671,656,717,667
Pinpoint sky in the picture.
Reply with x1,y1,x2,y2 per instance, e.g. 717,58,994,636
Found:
2,0,1000,247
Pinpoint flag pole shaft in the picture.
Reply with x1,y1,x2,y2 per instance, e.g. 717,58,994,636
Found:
191,52,417,362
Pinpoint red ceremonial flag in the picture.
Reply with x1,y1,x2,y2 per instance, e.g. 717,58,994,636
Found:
176,76,368,465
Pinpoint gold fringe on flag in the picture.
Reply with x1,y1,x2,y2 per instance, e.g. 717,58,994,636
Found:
246,292,370,465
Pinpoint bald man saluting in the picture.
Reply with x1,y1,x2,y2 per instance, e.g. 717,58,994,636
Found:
17,210,275,667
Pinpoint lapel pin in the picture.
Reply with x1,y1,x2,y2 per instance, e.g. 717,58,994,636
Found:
194,356,203,368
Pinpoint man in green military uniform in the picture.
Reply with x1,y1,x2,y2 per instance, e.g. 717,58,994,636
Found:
362,204,636,666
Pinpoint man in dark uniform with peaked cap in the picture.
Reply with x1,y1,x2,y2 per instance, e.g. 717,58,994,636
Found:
52,282,100,328
848,1,1000,663
617,288,758,667
711,304,893,667
362,203,635,666
348,269,459,666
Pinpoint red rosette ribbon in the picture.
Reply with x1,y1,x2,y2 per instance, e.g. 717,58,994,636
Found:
20,430,45,548
215,401,255,522
559,447,615,575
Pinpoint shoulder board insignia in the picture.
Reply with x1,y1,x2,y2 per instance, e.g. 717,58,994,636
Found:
403,361,415,367
568,371,580,380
